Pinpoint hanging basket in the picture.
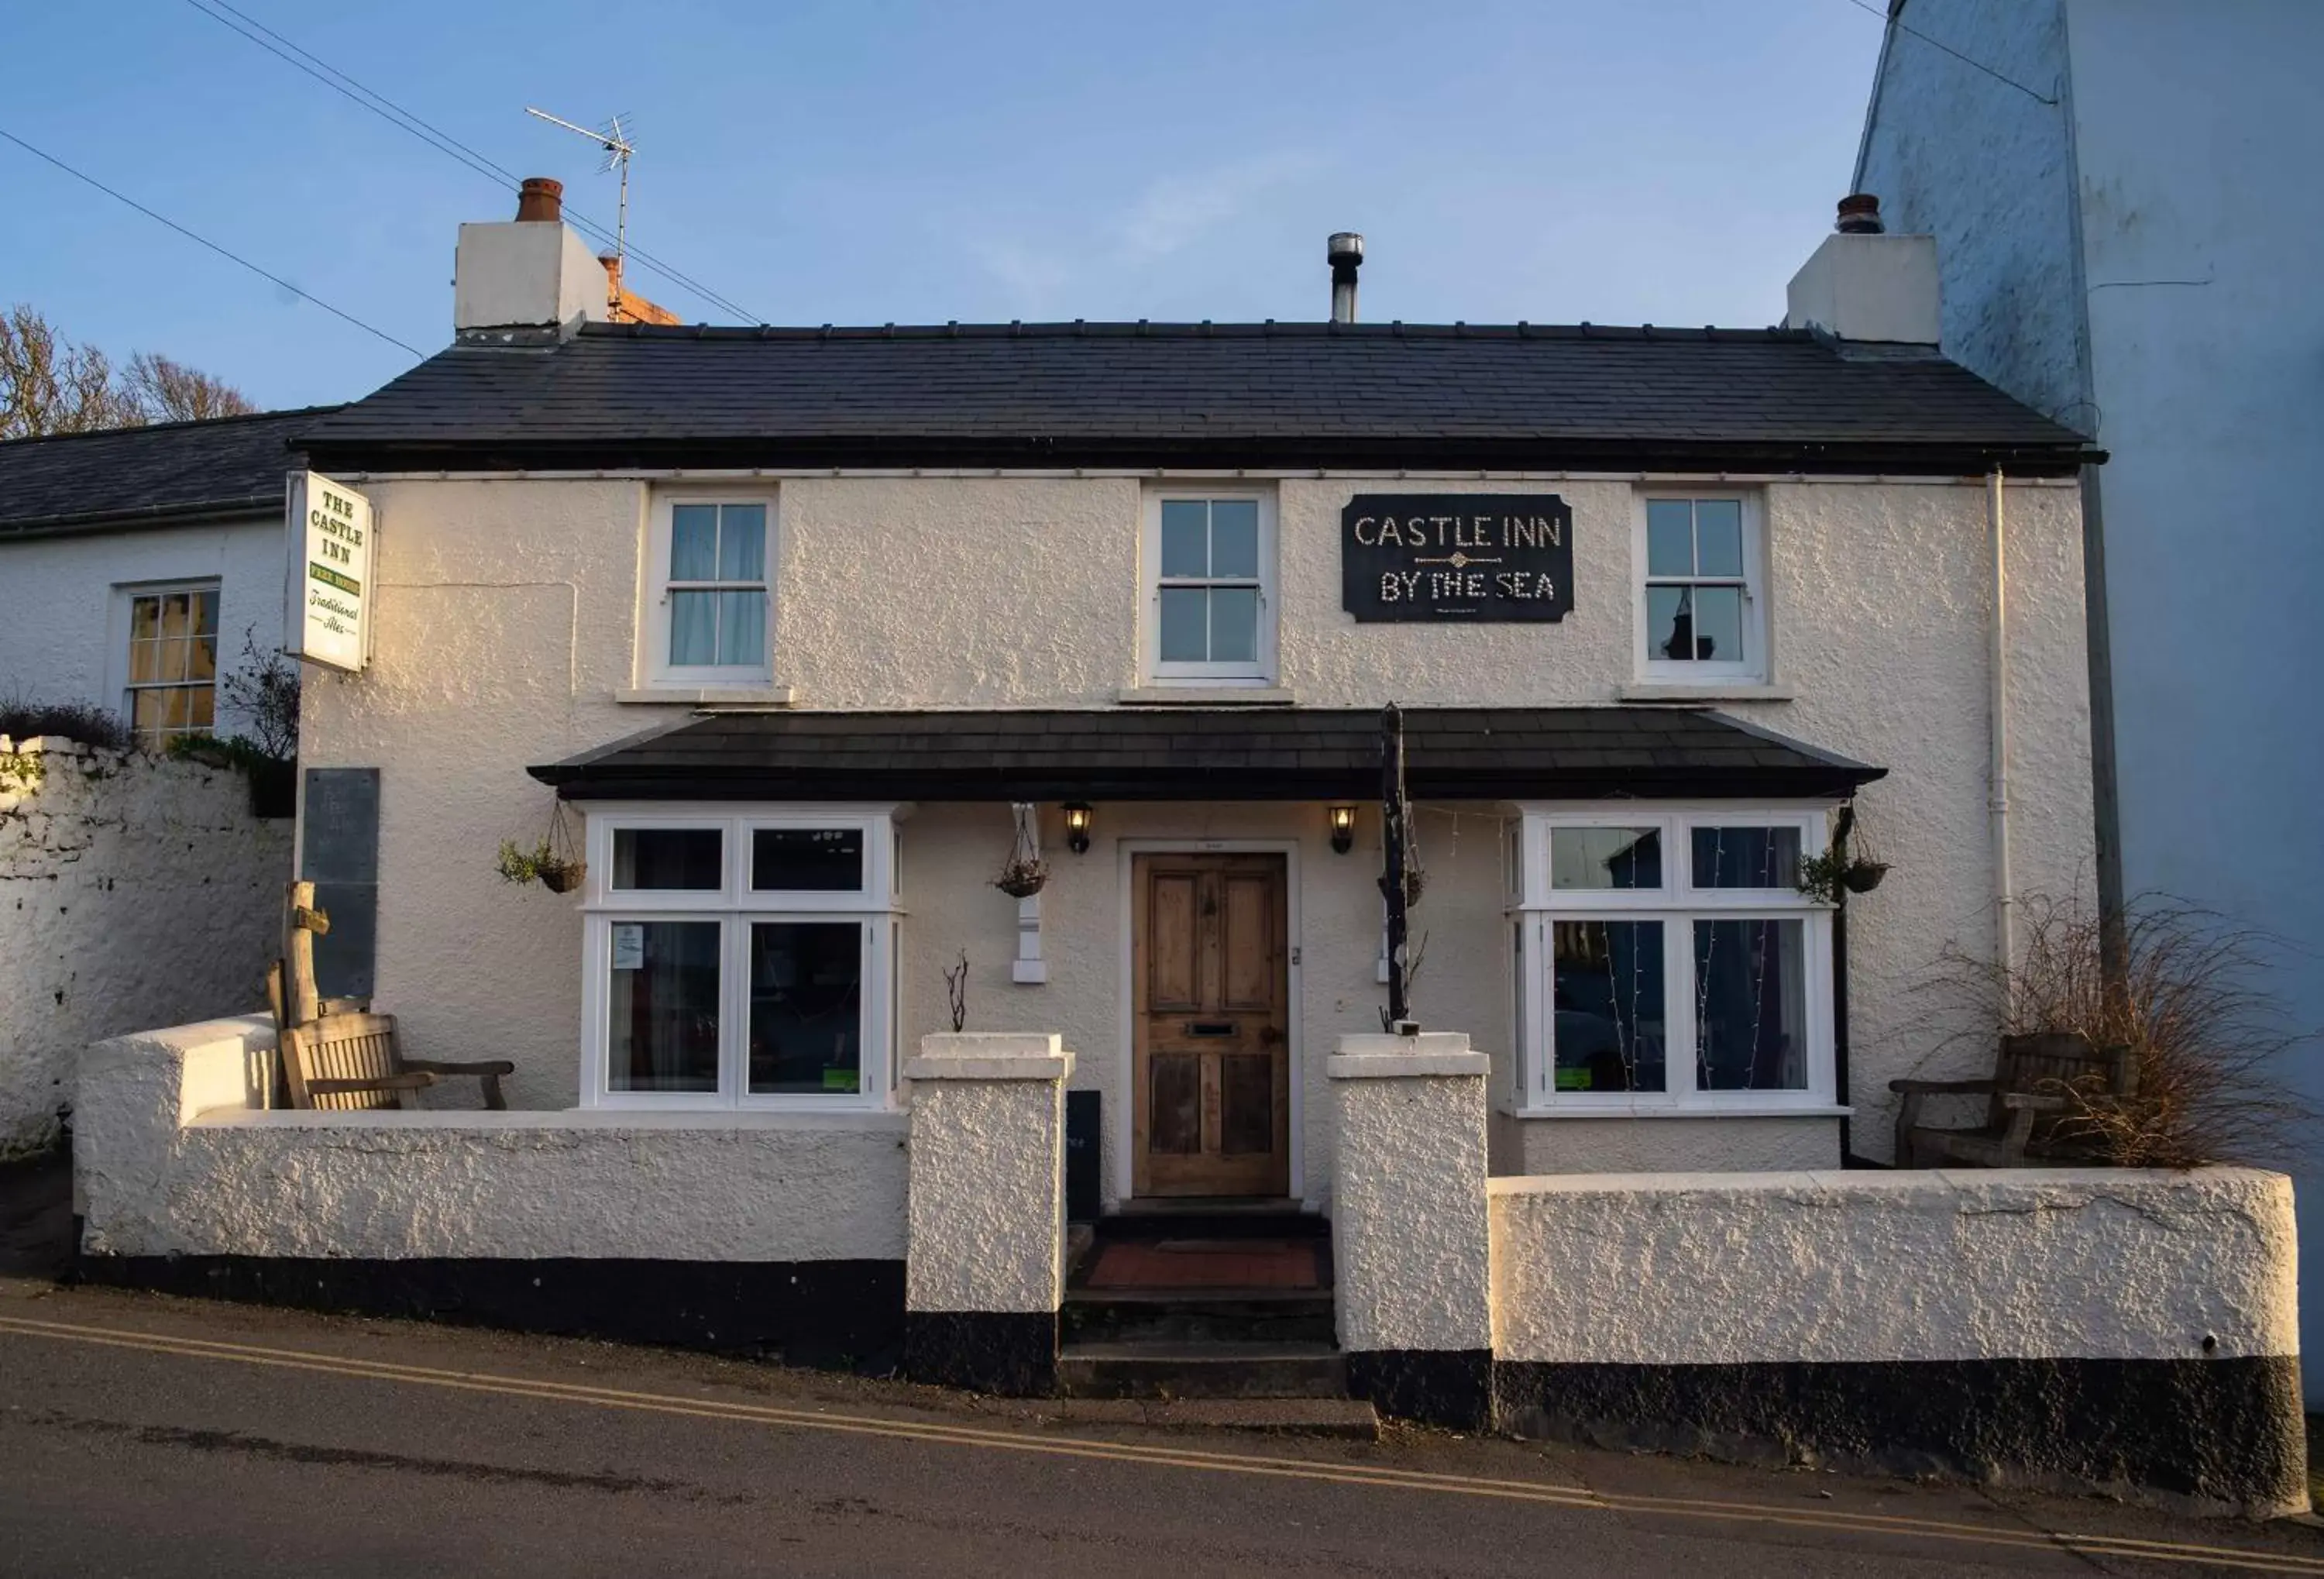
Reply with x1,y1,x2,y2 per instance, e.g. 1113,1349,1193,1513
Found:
994,858,1049,899
1840,858,1890,894
498,801,586,893
992,804,1049,898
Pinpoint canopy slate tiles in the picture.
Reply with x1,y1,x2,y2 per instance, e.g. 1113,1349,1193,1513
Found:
530,707,1886,803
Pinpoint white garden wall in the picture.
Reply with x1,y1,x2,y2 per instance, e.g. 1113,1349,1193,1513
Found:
77,1016,907,1264
0,738,290,1158
1488,1169,2298,1366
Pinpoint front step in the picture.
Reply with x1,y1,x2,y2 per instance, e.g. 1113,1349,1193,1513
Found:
1056,1340,1347,1400
1063,1288,1335,1347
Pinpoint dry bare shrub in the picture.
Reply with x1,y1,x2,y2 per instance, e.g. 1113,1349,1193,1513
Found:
1926,895,2314,1168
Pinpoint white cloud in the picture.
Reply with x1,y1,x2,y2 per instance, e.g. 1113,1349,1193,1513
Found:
1111,150,1323,263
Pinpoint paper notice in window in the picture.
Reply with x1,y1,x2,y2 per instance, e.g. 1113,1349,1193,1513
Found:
612,924,645,971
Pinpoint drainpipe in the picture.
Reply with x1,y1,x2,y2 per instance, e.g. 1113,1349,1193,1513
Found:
1988,469,2016,990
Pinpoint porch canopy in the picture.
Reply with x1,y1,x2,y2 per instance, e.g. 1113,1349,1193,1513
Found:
528,707,1884,802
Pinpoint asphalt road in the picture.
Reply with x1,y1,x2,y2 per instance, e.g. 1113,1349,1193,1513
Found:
4,1275,2323,1578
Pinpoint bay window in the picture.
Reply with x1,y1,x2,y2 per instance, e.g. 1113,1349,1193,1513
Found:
580,806,899,1109
1511,805,1835,1113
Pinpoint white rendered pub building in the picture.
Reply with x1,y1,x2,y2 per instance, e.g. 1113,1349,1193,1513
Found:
266,189,2096,1277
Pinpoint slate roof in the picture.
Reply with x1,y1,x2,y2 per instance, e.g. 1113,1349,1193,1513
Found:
531,707,1885,803
301,322,2095,476
0,407,336,539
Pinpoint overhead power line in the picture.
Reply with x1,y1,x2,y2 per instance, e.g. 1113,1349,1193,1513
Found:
181,0,761,323
0,126,425,359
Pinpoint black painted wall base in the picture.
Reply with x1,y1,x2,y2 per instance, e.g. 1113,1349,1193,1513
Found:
1346,1348,1493,1433
905,1309,1057,1397
75,1253,906,1374
1494,1355,2308,1515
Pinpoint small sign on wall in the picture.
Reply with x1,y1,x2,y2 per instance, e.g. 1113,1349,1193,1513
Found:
284,471,374,673
1342,494,1574,623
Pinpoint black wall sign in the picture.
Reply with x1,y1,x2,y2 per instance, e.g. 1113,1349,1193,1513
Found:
1341,494,1573,623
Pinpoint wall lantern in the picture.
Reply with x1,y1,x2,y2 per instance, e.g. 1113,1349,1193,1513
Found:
1329,804,1357,855
1061,803,1094,855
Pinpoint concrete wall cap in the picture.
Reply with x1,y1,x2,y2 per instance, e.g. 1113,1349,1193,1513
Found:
194,1106,910,1133
1328,1052,1490,1078
1329,1031,1484,1078
917,1031,1063,1059
902,1054,1074,1082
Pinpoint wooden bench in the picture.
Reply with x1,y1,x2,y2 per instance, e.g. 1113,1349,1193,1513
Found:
281,1012,514,1112
1889,1031,2137,1168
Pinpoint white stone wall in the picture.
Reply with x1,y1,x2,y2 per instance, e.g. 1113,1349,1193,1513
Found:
1,740,290,1158
0,517,288,731
77,1016,908,1262
904,1033,1070,1315
1489,1168,2298,1364
294,470,2093,1177
1329,1035,1492,1354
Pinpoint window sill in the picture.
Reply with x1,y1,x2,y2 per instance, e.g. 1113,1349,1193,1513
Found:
1497,1101,1851,1120
1618,683,1793,703
615,685,797,708
1117,685,1296,707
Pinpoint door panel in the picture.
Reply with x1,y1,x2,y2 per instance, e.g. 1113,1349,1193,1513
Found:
1132,852,1290,1197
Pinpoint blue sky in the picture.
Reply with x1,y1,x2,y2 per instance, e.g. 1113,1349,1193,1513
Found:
3,2,1885,411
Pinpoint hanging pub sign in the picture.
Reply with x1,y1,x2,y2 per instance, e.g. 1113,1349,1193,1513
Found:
284,471,373,673
1342,494,1573,623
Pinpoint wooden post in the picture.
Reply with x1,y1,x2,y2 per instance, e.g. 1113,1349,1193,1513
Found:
285,879,330,1027
1380,703,1410,1029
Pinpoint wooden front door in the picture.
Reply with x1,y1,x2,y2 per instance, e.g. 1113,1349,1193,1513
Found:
1132,852,1291,1198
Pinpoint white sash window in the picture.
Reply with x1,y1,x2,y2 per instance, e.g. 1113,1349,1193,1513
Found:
579,804,899,1109
1511,803,1838,1114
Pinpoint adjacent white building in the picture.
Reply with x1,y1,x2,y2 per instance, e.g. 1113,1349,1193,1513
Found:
0,408,327,743
1851,0,2324,1391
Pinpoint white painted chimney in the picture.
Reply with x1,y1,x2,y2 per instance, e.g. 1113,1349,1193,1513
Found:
1783,194,1941,346
453,177,612,335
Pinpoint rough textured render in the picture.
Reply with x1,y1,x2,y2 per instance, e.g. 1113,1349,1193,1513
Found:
2,741,290,1158
1330,1034,1491,1353
77,1017,908,1262
1488,1168,2298,1364
297,471,2092,1179
904,1034,1071,1315
1504,1116,1837,1176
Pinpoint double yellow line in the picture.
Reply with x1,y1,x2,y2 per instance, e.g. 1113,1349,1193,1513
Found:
3,1312,2319,1574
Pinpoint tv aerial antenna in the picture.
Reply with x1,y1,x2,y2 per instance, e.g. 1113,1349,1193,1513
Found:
524,106,637,283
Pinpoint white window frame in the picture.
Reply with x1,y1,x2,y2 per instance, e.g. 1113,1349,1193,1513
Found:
641,490,779,689
1140,485,1277,686
115,579,223,747
1511,802,1835,1115
579,803,900,1110
1634,490,1769,685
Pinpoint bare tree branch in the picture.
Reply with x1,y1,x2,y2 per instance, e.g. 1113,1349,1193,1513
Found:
1,304,253,439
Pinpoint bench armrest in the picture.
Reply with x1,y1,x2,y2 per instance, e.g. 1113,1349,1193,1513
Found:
403,1060,517,1078
1889,1078,1996,1096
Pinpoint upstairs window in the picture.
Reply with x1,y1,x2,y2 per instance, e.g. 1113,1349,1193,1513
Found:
1638,494,1765,683
648,497,772,685
1145,489,1276,685
121,583,219,747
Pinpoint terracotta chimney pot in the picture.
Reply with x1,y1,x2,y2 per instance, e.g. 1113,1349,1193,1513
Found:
515,177,564,223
